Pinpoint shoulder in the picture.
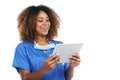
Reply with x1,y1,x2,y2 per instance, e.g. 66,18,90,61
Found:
14,40,34,55
16,40,33,49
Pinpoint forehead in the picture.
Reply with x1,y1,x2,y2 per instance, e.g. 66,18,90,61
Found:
37,10,49,18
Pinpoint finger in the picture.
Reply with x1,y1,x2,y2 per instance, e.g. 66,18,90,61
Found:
48,56,60,66
48,58,59,70
72,53,80,59
50,53,59,60
70,59,81,63
45,55,52,62
69,56,81,62
49,62,56,70
69,59,80,67
54,56,60,62
46,53,58,62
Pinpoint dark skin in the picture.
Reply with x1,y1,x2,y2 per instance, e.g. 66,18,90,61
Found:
18,10,81,80
18,53,80,80
65,53,80,80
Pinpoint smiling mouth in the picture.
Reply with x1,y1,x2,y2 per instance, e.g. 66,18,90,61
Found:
41,27,49,31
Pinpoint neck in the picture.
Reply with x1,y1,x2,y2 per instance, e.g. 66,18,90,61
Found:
35,36,48,46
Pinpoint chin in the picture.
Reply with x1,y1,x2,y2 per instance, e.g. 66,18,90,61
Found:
44,32,49,35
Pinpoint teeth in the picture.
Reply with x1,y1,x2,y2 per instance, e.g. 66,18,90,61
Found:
41,27,48,30
43,27,48,30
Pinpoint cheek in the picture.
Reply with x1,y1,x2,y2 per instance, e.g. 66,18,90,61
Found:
36,24,41,31
49,22,51,26
36,22,42,27
36,25,39,30
48,22,51,29
36,23,42,30
48,21,50,26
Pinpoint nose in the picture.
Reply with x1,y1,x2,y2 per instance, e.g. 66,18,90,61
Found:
43,20,50,26
43,20,48,25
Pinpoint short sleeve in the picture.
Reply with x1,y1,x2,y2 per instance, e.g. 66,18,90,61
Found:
12,43,30,71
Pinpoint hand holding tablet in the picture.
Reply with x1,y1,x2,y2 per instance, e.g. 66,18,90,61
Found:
52,43,83,63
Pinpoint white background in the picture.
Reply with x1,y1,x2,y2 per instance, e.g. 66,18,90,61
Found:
0,0,120,80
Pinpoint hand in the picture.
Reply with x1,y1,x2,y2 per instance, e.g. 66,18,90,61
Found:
69,53,81,67
42,53,60,71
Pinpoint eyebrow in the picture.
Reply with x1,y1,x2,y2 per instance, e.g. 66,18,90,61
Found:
37,17,49,19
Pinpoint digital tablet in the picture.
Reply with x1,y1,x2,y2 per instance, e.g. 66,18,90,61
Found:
52,43,83,63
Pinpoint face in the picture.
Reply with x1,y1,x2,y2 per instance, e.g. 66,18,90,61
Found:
36,10,50,37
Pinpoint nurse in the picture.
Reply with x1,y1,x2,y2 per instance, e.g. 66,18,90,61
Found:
12,5,81,80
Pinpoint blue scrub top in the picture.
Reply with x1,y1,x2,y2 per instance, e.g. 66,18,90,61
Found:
12,40,70,80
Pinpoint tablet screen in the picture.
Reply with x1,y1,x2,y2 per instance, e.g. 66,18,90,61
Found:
52,43,83,63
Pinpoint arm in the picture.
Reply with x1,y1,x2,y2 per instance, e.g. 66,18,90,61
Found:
65,53,81,80
19,66,47,80
19,53,60,80
65,65,74,80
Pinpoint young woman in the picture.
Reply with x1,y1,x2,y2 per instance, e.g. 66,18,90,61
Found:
12,5,80,80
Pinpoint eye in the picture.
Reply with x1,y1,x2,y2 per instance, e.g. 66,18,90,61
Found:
38,19,43,22
46,19,50,22
46,18,50,22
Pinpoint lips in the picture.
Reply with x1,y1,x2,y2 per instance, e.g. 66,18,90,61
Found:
40,26,49,31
